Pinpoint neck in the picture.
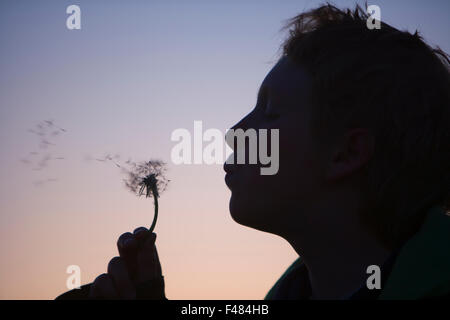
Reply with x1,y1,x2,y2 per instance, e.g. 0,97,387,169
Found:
283,210,391,299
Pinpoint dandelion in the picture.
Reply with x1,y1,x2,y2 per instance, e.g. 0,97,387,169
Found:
123,160,169,233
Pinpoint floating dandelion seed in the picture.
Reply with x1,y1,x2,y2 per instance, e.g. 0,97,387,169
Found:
123,160,169,233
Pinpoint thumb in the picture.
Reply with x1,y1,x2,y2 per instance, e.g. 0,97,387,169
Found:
136,233,161,283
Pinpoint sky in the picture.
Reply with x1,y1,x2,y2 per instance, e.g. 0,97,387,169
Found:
0,0,449,299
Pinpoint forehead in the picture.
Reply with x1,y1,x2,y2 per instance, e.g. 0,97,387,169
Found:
259,56,311,101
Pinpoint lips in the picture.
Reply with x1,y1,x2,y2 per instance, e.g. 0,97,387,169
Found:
223,163,235,174
224,172,235,189
223,163,236,189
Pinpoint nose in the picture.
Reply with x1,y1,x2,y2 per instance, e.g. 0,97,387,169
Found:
226,112,253,150
230,111,252,131
223,112,254,174
223,128,236,174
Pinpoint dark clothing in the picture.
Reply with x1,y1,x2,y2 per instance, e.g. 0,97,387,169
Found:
265,206,450,300
264,251,398,300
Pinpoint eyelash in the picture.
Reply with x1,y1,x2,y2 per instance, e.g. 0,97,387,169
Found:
264,101,279,120
256,89,279,120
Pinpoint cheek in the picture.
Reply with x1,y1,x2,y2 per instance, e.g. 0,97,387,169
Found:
277,123,322,197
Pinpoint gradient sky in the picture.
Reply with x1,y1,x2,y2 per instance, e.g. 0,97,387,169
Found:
1,0,449,299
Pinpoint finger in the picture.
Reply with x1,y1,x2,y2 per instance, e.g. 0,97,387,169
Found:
117,232,139,280
133,227,150,243
136,233,160,283
117,232,138,257
89,273,118,299
107,257,136,299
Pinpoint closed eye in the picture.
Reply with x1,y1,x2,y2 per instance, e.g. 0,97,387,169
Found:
256,85,279,120
264,100,280,120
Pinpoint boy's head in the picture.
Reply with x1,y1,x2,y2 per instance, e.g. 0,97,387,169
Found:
224,4,450,249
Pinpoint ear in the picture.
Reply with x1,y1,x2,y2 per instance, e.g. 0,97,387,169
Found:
326,128,374,181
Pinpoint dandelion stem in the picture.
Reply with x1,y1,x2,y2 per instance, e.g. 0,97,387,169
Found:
149,190,158,233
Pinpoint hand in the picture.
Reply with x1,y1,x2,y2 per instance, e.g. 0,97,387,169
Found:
88,227,164,299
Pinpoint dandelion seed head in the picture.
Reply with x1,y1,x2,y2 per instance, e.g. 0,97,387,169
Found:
123,160,169,198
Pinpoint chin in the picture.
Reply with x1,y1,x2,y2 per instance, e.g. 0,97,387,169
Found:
228,194,277,234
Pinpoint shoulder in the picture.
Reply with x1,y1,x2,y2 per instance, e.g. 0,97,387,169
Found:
265,258,309,300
